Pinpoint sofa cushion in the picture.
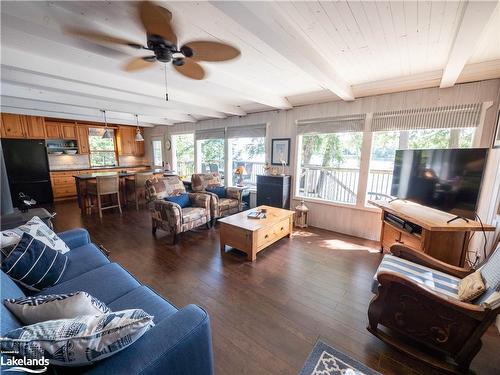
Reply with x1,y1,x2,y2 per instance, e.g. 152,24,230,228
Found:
146,176,185,201
39,263,141,304
182,207,206,224
372,254,461,299
165,193,191,208
218,198,239,210
191,173,221,192
1,271,24,335
59,243,110,283
1,233,69,291
206,186,226,198
108,286,178,323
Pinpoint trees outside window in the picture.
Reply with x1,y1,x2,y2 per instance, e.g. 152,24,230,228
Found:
172,134,194,179
88,128,117,167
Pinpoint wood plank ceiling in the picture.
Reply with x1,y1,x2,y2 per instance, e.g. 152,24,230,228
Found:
1,1,499,126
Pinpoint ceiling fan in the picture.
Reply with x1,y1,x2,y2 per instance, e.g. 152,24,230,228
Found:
66,0,241,80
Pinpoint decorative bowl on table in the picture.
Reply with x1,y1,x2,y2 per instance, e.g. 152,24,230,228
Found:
64,150,78,155
49,151,63,155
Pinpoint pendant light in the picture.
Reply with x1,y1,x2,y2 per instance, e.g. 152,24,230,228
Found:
134,114,144,142
101,109,112,139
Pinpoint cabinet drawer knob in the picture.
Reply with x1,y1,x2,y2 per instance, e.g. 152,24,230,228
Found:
265,234,269,239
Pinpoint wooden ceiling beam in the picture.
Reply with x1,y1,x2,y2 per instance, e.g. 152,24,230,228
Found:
440,1,498,88
211,1,354,101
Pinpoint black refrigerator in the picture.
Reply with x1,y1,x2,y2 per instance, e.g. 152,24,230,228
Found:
1,139,53,207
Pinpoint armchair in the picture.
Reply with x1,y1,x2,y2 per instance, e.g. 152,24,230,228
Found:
191,173,243,221
145,176,211,244
368,244,500,373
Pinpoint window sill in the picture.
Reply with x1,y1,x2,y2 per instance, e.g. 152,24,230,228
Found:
292,196,380,213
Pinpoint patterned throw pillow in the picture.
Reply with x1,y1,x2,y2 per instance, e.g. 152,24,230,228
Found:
165,193,191,208
0,309,154,366
480,245,500,291
1,233,68,291
458,271,486,302
4,292,110,325
206,186,226,198
2,216,70,254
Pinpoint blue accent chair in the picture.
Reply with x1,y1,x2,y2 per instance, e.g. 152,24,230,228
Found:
1,228,214,375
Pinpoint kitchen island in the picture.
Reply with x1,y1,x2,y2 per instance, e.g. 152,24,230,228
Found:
74,169,174,213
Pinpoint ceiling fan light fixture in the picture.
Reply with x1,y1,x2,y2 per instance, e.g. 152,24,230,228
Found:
135,114,144,142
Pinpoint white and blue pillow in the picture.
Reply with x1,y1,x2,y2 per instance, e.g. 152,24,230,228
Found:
4,292,110,325
0,309,155,366
1,232,68,291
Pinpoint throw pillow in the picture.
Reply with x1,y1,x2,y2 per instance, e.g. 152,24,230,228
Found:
206,186,226,199
0,309,155,366
164,193,191,208
4,292,110,325
479,245,500,291
2,216,70,254
458,270,486,302
1,233,68,291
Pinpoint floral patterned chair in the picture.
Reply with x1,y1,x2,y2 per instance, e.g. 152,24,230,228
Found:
145,176,211,244
191,173,243,222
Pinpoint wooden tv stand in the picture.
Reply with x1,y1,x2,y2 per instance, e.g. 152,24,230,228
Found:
369,200,495,267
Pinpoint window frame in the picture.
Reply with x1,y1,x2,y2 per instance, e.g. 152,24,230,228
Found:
88,127,118,168
151,137,164,168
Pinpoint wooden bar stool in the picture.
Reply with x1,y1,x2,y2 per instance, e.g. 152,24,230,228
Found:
86,175,122,218
125,172,153,210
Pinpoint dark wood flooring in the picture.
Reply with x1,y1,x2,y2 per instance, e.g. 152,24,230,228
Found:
49,200,500,375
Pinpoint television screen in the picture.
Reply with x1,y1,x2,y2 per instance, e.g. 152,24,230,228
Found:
391,148,488,219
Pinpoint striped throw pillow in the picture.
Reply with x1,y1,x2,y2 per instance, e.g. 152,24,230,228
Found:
1,232,68,291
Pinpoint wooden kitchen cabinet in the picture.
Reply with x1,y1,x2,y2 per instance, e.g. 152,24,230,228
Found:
76,125,90,154
24,116,47,139
1,113,26,138
117,126,136,155
134,128,145,156
45,121,62,139
61,122,77,139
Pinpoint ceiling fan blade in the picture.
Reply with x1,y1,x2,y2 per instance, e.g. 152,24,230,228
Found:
65,27,144,49
123,56,157,72
138,1,177,46
181,41,241,62
174,59,205,80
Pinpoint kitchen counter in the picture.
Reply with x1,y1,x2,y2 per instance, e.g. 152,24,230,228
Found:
75,169,167,179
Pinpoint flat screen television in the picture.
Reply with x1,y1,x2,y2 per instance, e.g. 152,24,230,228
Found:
391,148,488,219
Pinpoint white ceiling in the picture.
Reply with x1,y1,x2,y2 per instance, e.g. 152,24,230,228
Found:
1,1,499,126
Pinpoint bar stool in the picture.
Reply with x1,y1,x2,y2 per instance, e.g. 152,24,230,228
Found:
86,175,122,219
125,172,153,210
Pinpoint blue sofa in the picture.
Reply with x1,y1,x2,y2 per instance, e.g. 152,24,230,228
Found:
0,228,214,375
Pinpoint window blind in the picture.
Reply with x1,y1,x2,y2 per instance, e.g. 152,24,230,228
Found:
194,128,225,141
226,124,266,138
371,103,482,132
297,114,366,135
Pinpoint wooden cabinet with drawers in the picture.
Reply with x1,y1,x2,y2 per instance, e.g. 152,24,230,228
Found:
76,125,90,154
50,171,78,200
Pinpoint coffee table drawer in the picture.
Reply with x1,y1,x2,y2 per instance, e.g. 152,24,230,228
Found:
256,218,289,248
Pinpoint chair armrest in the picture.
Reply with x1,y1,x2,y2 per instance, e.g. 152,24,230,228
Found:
82,305,214,375
389,244,473,278
151,200,183,232
57,228,91,249
188,193,211,212
226,187,243,202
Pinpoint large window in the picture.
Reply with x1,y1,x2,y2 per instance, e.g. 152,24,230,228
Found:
88,128,117,167
197,138,225,182
229,137,265,187
172,134,194,179
367,128,476,201
297,132,363,204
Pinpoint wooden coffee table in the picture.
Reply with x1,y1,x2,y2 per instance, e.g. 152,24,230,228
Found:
219,205,294,261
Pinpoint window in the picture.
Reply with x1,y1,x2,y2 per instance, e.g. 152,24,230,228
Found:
88,128,117,167
228,137,265,187
367,128,476,201
172,134,194,179
197,138,225,182
152,139,163,167
297,132,363,204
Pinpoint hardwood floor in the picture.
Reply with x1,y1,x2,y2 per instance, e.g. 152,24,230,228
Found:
49,200,500,375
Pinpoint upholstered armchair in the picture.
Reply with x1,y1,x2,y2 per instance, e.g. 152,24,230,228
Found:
145,176,211,244
191,173,243,221
368,244,500,373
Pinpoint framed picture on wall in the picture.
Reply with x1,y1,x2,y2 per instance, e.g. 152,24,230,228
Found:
493,110,500,148
271,138,291,165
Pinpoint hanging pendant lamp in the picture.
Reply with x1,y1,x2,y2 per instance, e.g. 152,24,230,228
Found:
101,110,112,139
134,114,144,142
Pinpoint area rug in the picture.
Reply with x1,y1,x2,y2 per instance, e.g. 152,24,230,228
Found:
299,341,381,375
